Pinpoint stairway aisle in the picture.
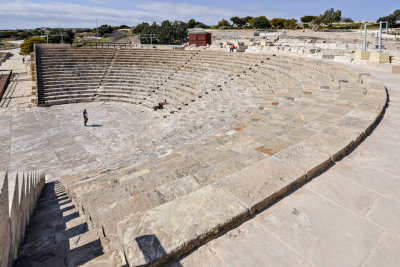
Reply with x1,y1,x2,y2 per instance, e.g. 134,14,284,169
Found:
14,181,123,267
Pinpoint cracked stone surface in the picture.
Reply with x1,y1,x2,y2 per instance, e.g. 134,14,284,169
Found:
168,64,400,267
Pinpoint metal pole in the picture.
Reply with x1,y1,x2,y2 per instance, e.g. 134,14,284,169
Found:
379,21,382,53
236,32,238,42
386,21,388,34
61,31,63,43
46,32,48,43
150,34,153,45
96,19,98,38
265,31,267,41
364,24,367,51
139,34,141,45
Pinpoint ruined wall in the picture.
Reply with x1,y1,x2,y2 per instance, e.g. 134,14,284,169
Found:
0,171,45,267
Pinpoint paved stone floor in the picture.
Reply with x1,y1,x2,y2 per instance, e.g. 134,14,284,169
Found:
0,101,234,177
0,48,36,113
169,68,400,266
0,48,26,74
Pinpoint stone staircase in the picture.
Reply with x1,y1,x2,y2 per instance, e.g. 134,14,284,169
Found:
14,181,123,267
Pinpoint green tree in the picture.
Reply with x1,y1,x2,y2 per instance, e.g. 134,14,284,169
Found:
19,37,46,55
283,19,297,29
133,22,150,34
248,18,254,27
137,20,187,44
171,22,188,44
252,16,270,29
217,19,230,28
243,16,253,23
270,18,285,29
97,24,114,37
187,19,196,28
195,22,208,28
315,8,342,26
378,9,400,27
300,16,317,23
230,16,246,27
117,25,130,29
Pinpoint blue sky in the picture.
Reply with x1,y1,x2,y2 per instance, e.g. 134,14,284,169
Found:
0,0,397,29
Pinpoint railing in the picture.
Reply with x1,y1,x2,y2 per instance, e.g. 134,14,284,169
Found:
72,42,135,48
0,70,12,102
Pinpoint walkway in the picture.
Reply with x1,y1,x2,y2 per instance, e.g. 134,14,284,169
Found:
0,48,35,113
171,68,400,266
0,48,26,74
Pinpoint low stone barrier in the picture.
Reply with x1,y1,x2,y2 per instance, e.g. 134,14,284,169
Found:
0,71,12,102
0,171,45,267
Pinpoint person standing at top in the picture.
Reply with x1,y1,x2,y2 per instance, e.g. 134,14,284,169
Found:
230,44,235,52
83,109,88,126
22,57,25,64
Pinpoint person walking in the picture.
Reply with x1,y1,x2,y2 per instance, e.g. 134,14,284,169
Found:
230,44,235,52
22,57,25,64
83,109,88,126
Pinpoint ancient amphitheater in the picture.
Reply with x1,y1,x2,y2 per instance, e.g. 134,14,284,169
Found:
1,39,399,267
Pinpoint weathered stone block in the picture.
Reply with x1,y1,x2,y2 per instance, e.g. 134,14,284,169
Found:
273,144,331,178
117,185,248,266
355,51,370,60
216,157,306,214
369,52,390,63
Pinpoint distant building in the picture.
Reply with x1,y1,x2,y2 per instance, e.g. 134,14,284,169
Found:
189,30,211,46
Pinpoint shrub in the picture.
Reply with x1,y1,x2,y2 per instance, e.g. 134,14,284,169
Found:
19,37,46,55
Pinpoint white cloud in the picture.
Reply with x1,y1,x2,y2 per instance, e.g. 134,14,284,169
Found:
0,1,286,29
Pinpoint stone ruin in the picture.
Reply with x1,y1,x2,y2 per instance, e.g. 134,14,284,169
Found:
0,45,387,266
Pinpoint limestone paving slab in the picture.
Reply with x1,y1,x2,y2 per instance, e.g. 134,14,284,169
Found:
204,220,311,267
253,188,383,267
215,157,306,214
304,170,381,217
273,144,331,177
367,197,400,234
365,232,400,267
117,185,248,266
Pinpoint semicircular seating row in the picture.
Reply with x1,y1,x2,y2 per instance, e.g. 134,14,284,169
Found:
41,48,387,265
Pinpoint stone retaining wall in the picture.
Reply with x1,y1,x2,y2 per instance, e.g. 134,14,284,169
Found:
0,171,45,267
0,71,12,101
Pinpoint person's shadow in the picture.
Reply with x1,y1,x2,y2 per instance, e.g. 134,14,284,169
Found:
86,124,102,127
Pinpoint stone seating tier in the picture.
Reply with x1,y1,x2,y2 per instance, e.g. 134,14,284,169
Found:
31,48,387,265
